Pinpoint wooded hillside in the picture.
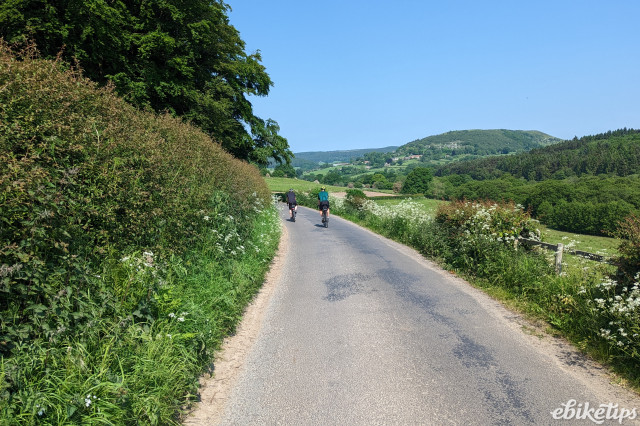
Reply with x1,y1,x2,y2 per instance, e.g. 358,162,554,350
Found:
428,129,640,235
396,129,561,158
436,128,640,180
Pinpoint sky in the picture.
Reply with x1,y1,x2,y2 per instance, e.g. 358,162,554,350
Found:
228,1,640,153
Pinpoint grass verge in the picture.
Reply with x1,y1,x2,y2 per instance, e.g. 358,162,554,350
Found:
1,204,281,424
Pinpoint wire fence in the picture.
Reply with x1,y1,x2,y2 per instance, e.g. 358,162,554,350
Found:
517,238,614,274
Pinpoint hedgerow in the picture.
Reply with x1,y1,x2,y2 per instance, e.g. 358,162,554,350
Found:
0,41,277,424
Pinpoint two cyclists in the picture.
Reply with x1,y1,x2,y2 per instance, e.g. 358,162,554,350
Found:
286,186,330,225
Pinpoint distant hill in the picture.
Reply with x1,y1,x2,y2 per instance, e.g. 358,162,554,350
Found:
293,146,398,166
394,129,561,159
435,128,640,180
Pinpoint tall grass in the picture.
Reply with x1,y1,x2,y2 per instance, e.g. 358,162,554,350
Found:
1,205,281,424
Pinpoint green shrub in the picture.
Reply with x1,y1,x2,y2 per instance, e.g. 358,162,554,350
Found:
345,189,367,209
435,200,539,243
611,214,640,287
547,201,635,236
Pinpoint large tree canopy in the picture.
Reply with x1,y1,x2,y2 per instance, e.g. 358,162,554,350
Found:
402,167,433,194
0,0,291,165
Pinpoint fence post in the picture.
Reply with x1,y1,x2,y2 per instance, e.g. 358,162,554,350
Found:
555,243,564,274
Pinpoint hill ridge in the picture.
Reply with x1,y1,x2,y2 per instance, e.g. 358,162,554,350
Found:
293,129,561,166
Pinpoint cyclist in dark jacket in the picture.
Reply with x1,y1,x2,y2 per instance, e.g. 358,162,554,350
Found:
286,189,297,219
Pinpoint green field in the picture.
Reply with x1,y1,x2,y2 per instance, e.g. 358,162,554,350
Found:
265,177,345,193
539,226,619,256
266,177,393,195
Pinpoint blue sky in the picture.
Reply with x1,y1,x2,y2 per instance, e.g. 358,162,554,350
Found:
229,1,640,153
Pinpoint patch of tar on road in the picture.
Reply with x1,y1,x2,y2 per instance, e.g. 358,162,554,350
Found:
453,334,495,369
482,371,535,425
324,273,370,301
378,267,436,309
379,266,535,423
377,267,457,328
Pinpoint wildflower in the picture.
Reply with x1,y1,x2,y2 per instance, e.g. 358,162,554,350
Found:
178,317,185,322
168,313,176,318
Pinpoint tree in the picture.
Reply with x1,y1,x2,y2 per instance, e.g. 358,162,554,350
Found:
323,170,342,185
0,0,292,164
273,163,296,178
402,167,433,194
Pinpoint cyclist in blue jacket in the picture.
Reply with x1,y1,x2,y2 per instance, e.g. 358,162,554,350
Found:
317,186,330,221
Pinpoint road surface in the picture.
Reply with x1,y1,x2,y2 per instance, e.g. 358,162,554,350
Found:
188,204,639,425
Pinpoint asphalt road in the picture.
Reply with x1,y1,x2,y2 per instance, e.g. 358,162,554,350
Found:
215,205,639,425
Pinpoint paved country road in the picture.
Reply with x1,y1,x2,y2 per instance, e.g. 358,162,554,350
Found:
187,204,640,425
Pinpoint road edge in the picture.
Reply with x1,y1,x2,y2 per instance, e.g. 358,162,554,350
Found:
183,216,290,425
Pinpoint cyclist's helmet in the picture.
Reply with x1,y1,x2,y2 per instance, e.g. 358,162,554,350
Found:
321,186,326,190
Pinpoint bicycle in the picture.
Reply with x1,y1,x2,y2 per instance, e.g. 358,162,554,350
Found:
321,205,329,228
289,203,297,222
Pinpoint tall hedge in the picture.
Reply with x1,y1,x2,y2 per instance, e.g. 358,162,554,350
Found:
0,41,270,355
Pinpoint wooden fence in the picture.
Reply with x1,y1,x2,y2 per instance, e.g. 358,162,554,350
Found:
516,238,613,274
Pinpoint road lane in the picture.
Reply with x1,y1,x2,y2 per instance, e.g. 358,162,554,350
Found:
213,204,639,425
